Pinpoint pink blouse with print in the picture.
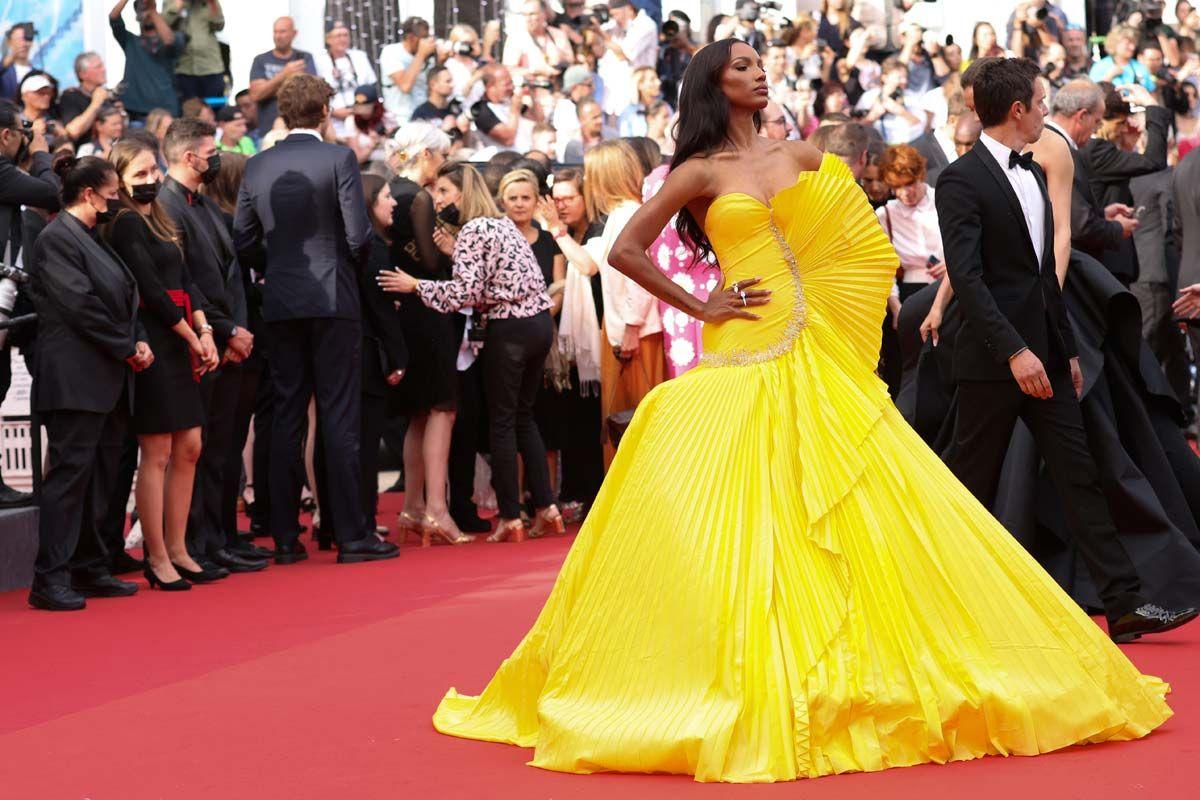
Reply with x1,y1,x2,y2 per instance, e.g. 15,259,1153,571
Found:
417,215,552,320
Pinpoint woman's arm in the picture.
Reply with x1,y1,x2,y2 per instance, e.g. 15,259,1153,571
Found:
548,252,566,316
410,220,489,313
1028,131,1075,286
536,195,601,276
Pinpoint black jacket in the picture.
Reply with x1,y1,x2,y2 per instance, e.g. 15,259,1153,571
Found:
160,176,246,351
28,213,140,413
0,151,60,265
1174,148,1200,288
232,134,371,323
360,235,408,397
1079,104,1171,283
936,139,1077,382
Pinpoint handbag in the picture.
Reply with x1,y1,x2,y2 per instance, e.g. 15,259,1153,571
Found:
602,343,655,448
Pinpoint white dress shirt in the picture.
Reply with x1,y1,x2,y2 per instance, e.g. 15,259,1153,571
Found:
979,131,1046,266
933,127,957,167
877,186,944,284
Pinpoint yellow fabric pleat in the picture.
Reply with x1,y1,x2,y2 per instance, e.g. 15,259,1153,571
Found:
432,153,1172,783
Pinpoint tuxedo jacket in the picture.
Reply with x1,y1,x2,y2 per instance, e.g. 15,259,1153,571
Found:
160,177,246,351
28,213,140,414
232,133,371,323
935,139,1078,382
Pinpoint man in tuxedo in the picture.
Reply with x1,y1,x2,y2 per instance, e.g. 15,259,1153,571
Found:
161,118,268,575
936,57,1196,643
1041,80,1140,279
233,73,398,565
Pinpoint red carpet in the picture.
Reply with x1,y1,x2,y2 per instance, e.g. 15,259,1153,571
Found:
1,494,1195,800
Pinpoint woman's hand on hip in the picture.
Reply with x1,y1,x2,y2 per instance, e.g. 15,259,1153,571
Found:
700,277,770,323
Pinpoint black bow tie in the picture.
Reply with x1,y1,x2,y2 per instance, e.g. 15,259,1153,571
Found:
1009,150,1035,171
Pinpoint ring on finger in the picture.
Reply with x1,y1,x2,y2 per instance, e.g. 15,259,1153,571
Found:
740,291,748,307
731,281,740,294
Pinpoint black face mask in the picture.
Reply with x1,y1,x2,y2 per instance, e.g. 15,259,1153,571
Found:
130,181,161,204
96,196,122,224
437,203,461,226
196,153,221,184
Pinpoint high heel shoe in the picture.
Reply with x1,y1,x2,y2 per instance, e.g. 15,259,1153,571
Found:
397,511,425,544
486,518,528,543
421,514,476,547
144,566,191,592
170,561,225,583
529,505,565,539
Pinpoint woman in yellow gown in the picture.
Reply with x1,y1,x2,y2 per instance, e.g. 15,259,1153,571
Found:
431,41,1172,783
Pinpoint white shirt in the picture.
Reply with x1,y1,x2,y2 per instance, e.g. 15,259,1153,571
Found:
379,42,425,122
979,131,1046,266
933,126,958,167
314,48,377,137
597,11,659,116
877,186,944,283
584,200,662,347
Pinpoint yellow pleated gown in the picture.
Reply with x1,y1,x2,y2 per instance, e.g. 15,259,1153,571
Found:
432,153,1172,783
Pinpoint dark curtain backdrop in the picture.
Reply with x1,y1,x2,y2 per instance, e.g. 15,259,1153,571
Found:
322,1,506,60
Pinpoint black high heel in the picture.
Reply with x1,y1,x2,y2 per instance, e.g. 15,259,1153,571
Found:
170,561,224,584
144,566,191,592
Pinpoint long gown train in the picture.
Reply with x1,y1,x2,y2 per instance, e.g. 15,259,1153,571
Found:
432,153,1171,783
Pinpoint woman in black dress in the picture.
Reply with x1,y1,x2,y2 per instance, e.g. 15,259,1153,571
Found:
387,122,470,543
498,168,567,504
105,138,220,589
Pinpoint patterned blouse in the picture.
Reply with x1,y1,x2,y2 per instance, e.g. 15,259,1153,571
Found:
416,215,552,321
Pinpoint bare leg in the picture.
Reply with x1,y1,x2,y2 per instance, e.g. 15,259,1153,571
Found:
423,409,456,517
164,427,204,572
403,413,428,515
136,433,180,582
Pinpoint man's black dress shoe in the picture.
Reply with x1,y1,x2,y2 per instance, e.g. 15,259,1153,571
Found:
452,512,492,534
28,584,87,611
274,542,308,565
172,561,227,583
209,548,268,573
110,551,146,575
229,541,275,560
73,573,139,598
0,482,34,508
336,537,400,564
1109,604,1200,643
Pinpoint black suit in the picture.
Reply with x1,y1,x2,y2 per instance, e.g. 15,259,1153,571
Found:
161,176,250,557
233,133,372,547
910,130,952,185
27,213,139,587
936,138,1145,621
1080,105,1171,285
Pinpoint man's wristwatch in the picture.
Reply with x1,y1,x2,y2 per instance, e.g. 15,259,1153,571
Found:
229,325,239,338
198,323,214,336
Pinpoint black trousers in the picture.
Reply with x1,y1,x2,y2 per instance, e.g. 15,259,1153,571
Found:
481,312,554,519
449,359,487,520
221,358,263,543
250,354,275,529
315,389,387,534
186,365,243,555
97,432,138,559
947,362,1145,619
36,399,130,587
558,366,604,507
268,317,365,547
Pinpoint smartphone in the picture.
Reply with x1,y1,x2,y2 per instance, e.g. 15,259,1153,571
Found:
1135,205,1147,219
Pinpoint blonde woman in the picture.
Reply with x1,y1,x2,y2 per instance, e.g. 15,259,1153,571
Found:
378,162,560,543
1089,26,1156,91
386,123,473,545
583,140,664,466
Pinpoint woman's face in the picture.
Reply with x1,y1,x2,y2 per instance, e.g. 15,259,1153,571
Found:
421,148,447,185
638,71,662,101
552,180,586,226
824,88,848,113
1184,83,1199,112
1116,36,1137,61
892,178,926,207
23,87,52,113
98,112,124,142
372,183,397,230
977,24,996,52
121,150,162,200
861,165,889,203
720,41,770,113
85,173,121,215
502,180,538,225
432,175,462,211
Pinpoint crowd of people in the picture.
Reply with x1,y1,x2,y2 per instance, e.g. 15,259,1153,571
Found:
2,0,1200,610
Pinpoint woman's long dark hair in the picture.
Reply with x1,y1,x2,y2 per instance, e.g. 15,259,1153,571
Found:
669,39,760,266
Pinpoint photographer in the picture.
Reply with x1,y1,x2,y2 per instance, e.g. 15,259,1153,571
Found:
444,24,485,101
381,17,443,124
0,101,60,508
0,23,35,102
247,17,318,139
315,21,377,140
503,0,573,83
17,73,62,134
596,0,659,116
731,1,767,53
856,57,924,145
468,64,537,154
1091,25,1158,90
657,11,695,107
1007,1,1067,62
1123,0,1183,67
109,0,184,120
410,65,468,135
344,84,395,167
58,53,114,146
162,0,226,102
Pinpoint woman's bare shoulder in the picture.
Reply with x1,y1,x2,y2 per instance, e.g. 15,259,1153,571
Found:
786,139,825,173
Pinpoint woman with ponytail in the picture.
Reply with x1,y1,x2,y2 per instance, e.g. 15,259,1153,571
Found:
26,154,153,610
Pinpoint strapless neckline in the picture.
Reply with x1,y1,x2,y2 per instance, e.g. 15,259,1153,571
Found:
707,152,834,216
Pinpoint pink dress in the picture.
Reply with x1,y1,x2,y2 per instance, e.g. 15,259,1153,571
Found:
641,165,722,378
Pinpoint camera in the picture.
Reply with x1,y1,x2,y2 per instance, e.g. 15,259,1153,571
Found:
6,21,35,41
1036,7,1049,20
528,78,553,90
592,5,609,25
662,19,679,38
454,40,474,56
0,263,30,350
